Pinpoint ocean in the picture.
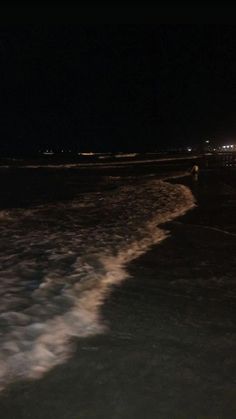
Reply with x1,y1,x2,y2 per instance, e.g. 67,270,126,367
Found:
1,159,236,419
0,164,195,391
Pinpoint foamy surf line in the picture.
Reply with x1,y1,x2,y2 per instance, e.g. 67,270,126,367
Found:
0,179,195,391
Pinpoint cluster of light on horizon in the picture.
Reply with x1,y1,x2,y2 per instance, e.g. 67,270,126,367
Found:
204,140,236,152
221,145,235,149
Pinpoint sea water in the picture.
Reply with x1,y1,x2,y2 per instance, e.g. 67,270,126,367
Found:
0,173,195,390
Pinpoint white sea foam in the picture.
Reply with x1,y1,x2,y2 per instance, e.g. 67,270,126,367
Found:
0,179,195,390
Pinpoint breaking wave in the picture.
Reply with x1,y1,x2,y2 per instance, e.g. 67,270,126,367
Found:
0,178,195,390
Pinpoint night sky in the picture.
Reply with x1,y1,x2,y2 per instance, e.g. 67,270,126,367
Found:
1,25,236,154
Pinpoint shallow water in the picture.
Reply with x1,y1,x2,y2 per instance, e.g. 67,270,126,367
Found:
0,175,195,390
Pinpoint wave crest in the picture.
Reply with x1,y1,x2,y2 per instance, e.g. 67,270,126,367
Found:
0,179,195,390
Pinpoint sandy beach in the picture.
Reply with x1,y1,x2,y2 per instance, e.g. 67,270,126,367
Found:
0,169,235,419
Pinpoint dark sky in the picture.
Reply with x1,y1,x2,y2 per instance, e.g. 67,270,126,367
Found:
1,25,236,153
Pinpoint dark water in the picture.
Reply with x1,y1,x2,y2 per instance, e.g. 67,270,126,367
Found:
0,165,235,418
0,167,194,391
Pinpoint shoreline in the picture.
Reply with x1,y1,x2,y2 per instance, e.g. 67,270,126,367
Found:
0,169,236,418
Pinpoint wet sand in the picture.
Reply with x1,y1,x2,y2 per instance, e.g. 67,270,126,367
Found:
0,169,236,418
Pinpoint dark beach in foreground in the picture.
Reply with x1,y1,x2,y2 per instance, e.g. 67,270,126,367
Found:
0,166,236,419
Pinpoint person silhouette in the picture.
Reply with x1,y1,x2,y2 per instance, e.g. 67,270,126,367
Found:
190,164,199,181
